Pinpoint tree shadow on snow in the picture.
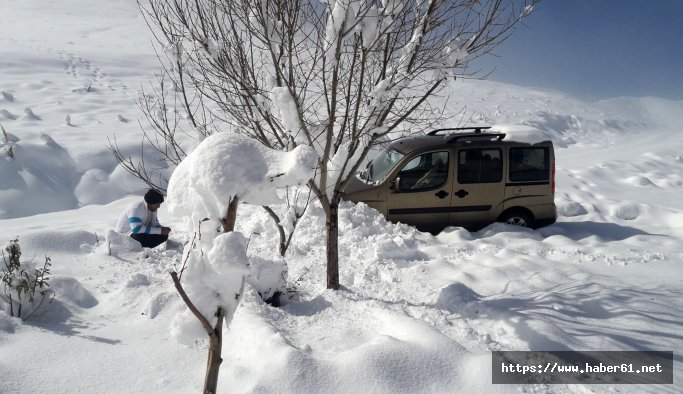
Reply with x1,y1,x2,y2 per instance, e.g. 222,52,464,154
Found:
26,299,121,345
539,221,664,241
478,280,683,355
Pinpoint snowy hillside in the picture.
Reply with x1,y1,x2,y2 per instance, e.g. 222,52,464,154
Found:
1,1,682,393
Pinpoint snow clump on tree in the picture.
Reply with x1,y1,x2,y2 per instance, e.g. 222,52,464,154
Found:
166,132,316,343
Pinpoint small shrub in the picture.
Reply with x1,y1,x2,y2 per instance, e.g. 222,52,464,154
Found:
1,238,54,320
1,123,15,159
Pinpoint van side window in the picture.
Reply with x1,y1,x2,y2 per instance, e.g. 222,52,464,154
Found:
509,147,549,182
458,148,502,184
398,151,449,190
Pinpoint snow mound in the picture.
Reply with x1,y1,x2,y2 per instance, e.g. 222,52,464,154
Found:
557,200,587,217
624,175,655,187
612,202,641,220
435,282,482,313
20,230,97,254
124,273,151,288
374,236,426,260
248,255,287,301
226,300,477,393
0,135,80,219
50,276,98,308
100,230,143,254
0,313,18,334
146,292,177,319
476,222,541,239
340,202,418,237
74,169,115,205
436,226,474,242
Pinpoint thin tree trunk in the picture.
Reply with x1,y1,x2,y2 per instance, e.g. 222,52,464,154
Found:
204,307,225,394
263,206,287,257
326,203,339,290
171,272,227,394
220,197,239,232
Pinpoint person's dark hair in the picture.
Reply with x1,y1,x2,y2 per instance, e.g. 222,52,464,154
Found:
144,189,164,204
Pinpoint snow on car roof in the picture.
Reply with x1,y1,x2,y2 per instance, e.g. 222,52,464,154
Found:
489,124,553,144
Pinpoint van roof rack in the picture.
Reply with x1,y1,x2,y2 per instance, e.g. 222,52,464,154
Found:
427,127,492,136
426,127,506,143
447,132,506,143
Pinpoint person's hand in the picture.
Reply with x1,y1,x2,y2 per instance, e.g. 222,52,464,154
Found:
161,226,171,235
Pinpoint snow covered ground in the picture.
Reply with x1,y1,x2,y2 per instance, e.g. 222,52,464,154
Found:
1,1,682,393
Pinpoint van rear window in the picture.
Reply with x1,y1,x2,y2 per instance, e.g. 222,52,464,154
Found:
509,147,549,182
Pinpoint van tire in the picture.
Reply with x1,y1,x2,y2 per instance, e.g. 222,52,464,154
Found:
498,210,534,228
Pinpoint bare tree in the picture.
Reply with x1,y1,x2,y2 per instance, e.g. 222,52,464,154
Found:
123,0,539,289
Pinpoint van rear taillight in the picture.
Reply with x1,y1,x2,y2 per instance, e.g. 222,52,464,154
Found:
551,160,556,194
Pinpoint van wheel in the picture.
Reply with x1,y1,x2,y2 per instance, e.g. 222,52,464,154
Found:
499,211,533,228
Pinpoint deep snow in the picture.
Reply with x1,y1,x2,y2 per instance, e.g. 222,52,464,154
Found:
1,1,682,393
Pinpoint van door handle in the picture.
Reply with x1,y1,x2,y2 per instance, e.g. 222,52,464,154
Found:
454,189,469,198
434,190,449,199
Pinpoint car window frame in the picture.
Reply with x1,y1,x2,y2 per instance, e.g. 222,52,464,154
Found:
508,146,550,183
395,150,451,192
457,147,503,184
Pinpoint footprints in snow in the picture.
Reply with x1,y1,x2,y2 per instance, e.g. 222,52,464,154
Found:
51,49,130,96
1,50,134,127
561,155,682,221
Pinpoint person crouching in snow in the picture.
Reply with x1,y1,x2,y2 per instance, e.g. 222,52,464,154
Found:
115,189,171,248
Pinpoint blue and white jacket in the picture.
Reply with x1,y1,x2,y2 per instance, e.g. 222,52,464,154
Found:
115,200,162,235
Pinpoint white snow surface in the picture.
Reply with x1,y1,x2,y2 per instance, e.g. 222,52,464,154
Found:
1,1,683,393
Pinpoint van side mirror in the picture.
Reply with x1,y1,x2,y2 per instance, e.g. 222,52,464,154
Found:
390,176,402,192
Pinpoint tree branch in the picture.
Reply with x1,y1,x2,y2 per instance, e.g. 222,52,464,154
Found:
170,271,216,338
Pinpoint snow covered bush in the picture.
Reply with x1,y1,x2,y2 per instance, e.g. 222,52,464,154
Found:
170,231,251,345
249,255,288,306
1,238,54,320
1,123,15,159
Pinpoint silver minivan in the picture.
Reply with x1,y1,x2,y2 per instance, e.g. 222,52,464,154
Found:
343,126,557,233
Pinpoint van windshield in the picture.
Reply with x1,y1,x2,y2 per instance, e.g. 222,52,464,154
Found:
359,148,405,183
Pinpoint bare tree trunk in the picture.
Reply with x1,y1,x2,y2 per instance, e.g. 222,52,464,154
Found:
220,197,239,233
204,307,225,394
171,272,226,394
326,203,339,290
